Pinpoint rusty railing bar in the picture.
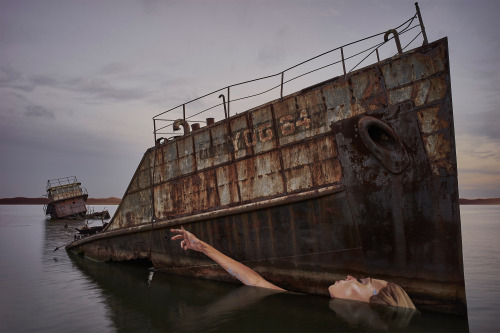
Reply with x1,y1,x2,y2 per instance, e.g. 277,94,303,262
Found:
152,13,418,121
348,41,385,74
153,119,157,142
227,86,230,118
280,72,284,99
218,94,227,118
281,59,343,86
186,101,227,121
182,104,186,125
231,81,281,104
349,24,419,74
154,87,227,119
155,123,173,132
340,47,346,78
174,22,420,127
402,30,423,52
152,11,425,142
154,118,208,123
415,2,428,45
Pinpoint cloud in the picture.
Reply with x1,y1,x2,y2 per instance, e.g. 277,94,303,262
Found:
0,65,150,102
463,109,500,141
30,74,58,87
64,77,149,101
477,111,500,140
24,105,55,119
98,62,132,76
0,65,34,92
319,7,341,17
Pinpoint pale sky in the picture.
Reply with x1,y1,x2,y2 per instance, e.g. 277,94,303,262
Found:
1,0,499,199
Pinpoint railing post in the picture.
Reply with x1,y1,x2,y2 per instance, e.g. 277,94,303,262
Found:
376,48,380,62
183,104,186,124
153,119,157,143
227,86,230,118
218,94,227,119
280,72,284,99
415,2,428,45
340,47,346,78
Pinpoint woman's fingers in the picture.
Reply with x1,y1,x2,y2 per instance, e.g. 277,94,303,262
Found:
171,234,184,241
170,228,195,251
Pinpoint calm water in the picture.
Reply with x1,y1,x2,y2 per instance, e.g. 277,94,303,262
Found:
0,205,497,332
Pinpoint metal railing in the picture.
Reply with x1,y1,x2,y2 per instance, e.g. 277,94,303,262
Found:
47,176,81,190
153,3,428,143
46,176,88,200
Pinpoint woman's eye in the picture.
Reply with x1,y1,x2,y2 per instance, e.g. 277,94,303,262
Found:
357,279,363,284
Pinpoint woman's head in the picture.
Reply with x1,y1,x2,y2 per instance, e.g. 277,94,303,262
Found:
328,275,416,309
369,282,416,309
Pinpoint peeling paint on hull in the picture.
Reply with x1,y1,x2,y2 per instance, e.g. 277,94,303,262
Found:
67,38,466,315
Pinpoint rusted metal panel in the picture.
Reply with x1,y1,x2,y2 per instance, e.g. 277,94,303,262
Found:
229,114,252,159
322,79,353,122
176,136,196,174
215,164,240,206
380,43,445,90
210,122,232,166
295,88,331,136
236,150,284,202
273,97,314,146
249,105,276,154
68,38,466,315
52,197,87,218
281,135,341,192
193,128,213,171
389,76,447,107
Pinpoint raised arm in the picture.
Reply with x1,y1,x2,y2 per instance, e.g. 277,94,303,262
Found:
170,227,284,291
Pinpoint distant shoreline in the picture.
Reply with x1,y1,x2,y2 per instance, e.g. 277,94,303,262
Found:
1,197,499,205
458,198,500,205
0,197,122,205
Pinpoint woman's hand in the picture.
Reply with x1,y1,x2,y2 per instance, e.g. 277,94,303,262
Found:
170,227,204,252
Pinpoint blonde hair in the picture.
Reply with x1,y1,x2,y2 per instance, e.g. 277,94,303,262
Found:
369,282,416,309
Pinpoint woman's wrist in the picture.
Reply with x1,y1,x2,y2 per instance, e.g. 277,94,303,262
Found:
198,240,210,254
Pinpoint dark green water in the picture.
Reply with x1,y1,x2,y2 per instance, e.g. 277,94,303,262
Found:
1,205,497,332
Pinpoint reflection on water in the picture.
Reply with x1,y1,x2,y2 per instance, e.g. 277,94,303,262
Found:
0,205,487,332
68,249,469,332
329,299,417,331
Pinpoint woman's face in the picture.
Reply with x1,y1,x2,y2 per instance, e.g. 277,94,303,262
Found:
328,275,388,302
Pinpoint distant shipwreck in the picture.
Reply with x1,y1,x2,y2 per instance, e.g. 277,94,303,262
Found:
44,176,88,219
67,4,467,316
44,176,110,220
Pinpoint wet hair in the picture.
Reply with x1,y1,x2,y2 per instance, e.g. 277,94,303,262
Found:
369,282,416,309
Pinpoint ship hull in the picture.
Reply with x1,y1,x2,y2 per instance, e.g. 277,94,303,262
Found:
45,195,88,219
67,38,466,315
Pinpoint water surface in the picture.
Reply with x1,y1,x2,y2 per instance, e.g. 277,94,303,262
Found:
1,205,498,332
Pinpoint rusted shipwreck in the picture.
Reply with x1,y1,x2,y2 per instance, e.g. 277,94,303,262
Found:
67,5,467,316
44,176,88,219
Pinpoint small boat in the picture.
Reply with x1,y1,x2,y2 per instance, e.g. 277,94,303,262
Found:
44,176,88,219
76,223,108,235
85,208,111,220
